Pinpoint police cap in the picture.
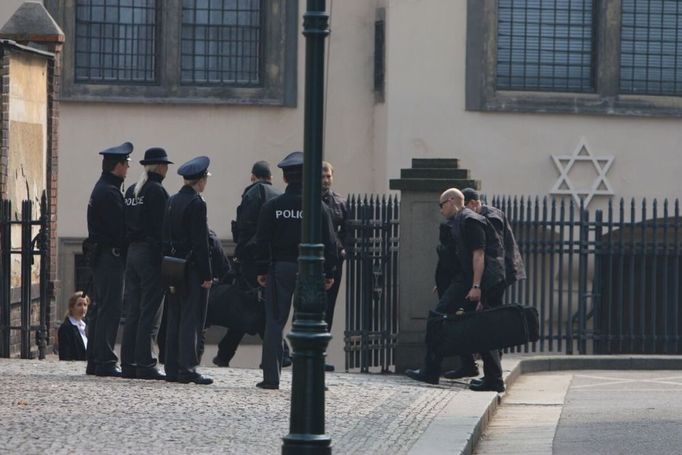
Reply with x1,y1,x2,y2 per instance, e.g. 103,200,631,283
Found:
251,160,271,178
462,187,480,203
178,156,211,180
277,151,304,169
140,147,173,165
99,142,133,160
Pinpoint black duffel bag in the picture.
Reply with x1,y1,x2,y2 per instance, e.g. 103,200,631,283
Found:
205,281,264,335
428,304,539,357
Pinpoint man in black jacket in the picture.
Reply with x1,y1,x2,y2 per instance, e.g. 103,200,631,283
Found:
162,156,213,385
321,161,348,372
461,188,526,287
213,161,287,367
120,148,173,380
85,142,133,377
442,188,527,382
406,188,506,392
254,151,338,390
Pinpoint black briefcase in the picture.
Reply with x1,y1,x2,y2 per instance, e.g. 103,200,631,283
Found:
428,304,539,357
206,282,264,335
161,256,187,295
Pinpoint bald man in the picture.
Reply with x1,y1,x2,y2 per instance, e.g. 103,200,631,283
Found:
406,188,507,392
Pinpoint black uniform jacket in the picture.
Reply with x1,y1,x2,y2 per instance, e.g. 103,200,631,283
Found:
435,218,463,296
452,208,506,291
87,172,126,249
163,185,212,282
58,317,87,361
322,189,349,252
479,205,526,284
233,181,281,262
254,182,338,277
124,172,169,258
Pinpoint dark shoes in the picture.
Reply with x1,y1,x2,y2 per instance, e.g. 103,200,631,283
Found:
177,372,214,385
121,367,137,379
94,365,122,378
443,365,479,379
325,364,335,372
212,356,230,367
405,369,439,385
86,362,96,376
469,378,505,393
137,368,166,380
256,381,279,390
282,356,292,368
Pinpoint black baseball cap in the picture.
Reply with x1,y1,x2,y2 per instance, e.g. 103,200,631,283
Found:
462,188,480,203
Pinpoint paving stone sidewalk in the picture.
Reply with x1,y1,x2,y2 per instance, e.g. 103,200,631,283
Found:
0,357,466,455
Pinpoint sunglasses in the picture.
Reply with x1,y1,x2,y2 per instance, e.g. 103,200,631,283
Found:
439,198,454,208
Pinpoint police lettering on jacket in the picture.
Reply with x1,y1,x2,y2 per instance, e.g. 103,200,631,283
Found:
124,172,169,250
254,182,338,277
275,209,303,219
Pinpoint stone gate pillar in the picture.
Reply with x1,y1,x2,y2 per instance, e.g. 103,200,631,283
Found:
389,158,479,372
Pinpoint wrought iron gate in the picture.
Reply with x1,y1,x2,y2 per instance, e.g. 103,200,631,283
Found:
344,195,399,372
0,192,50,359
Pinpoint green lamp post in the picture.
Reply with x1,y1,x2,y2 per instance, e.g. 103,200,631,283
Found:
281,1,332,454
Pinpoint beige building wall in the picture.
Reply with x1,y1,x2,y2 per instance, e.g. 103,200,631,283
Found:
0,1,381,240
384,0,682,210
57,1,378,240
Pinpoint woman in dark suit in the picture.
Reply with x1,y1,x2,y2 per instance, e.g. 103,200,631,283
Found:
58,291,90,361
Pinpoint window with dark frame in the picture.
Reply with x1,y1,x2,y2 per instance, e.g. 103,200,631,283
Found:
181,0,263,86
75,0,157,83
620,0,682,96
468,0,682,116
496,0,595,93
48,0,296,105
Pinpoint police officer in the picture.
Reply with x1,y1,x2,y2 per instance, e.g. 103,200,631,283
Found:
213,161,288,368
120,148,173,380
85,142,133,377
254,151,338,390
162,156,213,385
321,161,348,372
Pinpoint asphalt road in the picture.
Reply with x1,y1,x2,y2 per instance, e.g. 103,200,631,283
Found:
475,370,682,455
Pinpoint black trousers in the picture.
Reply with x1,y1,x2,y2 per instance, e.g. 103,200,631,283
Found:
215,261,289,364
261,261,298,385
324,257,344,330
87,250,125,370
164,267,209,376
424,281,504,383
121,243,164,371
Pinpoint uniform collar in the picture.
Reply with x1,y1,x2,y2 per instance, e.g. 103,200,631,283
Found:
101,171,124,187
147,171,165,183
285,182,302,194
180,185,198,195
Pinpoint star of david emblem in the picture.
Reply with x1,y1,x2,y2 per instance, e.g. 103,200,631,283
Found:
550,138,614,207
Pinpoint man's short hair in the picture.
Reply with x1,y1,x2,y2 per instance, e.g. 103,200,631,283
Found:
283,166,303,184
102,156,125,173
251,160,271,179
462,188,480,203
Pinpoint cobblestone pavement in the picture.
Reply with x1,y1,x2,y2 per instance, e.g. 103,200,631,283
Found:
0,358,462,455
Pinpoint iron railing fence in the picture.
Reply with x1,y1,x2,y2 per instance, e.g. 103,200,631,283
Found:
492,196,682,355
0,192,50,359
344,195,399,372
